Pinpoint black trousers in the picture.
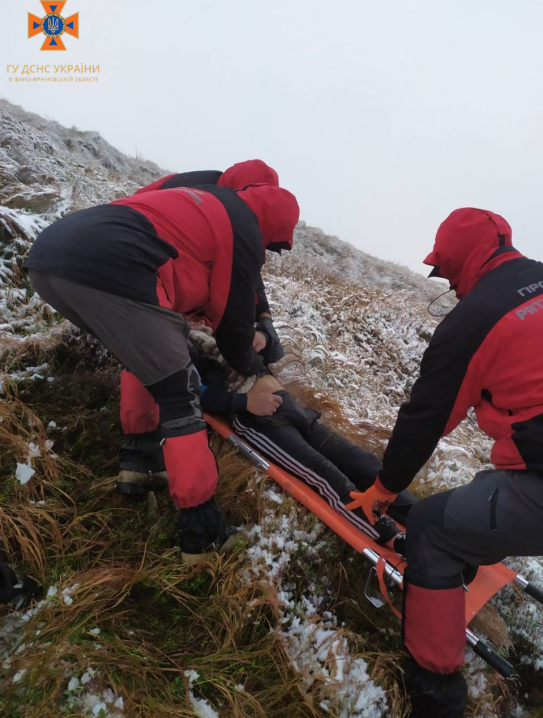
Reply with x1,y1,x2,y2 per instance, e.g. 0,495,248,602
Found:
403,468,543,681
233,392,417,540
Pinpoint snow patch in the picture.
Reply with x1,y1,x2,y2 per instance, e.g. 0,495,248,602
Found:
247,492,388,717
15,463,35,485
184,670,219,718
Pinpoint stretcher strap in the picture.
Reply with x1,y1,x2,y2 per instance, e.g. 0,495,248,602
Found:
376,556,403,620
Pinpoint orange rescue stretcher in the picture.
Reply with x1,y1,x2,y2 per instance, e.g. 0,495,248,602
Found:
205,413,543,678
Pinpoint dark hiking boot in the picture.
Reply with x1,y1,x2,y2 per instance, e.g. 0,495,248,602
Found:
0,562,43,609
403,659,467,718
117,470,169,498
11,575,43,609
344,498,405,553
176,499,245,565
375,515,406,556
117,431,168,499
374,514,401,546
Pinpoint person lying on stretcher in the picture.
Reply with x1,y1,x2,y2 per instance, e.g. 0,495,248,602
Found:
189,326,416,554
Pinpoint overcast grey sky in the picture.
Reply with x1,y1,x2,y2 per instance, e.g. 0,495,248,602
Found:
3,0,543,274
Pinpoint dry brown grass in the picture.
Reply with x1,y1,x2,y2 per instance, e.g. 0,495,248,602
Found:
3,378,392,717
0,322,69,362
470,605,513,654
281,377,391,456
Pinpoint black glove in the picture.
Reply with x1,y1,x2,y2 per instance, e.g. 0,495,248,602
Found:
256,317,285,365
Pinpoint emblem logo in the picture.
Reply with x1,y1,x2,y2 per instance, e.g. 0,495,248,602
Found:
28,1,79,51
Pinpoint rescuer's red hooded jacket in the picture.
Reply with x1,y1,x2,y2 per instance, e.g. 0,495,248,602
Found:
25,184,299,375
379,208,543,493
134,160,283,317
217,160,279,190
136,159,279,195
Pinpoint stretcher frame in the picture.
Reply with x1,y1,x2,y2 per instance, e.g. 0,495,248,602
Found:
206,413,543,678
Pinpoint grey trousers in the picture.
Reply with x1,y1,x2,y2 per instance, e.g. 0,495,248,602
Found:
406,468,543,582
402,468,543,683
29,271,191,386
29,271,222,509
28,270,208,441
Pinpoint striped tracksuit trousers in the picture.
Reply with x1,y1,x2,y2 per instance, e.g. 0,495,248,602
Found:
233,391,417,542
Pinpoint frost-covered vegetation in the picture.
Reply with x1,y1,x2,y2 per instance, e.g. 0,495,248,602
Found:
1,99,543,717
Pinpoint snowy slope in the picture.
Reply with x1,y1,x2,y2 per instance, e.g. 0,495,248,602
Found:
1,99,542,717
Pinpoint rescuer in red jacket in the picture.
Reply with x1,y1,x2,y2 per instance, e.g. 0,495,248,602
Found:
136,160,281,331
117,160,288,497
136,160,284,330
25,182,300,563
349,208,543,717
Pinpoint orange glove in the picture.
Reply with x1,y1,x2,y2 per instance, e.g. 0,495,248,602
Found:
346,479,398,525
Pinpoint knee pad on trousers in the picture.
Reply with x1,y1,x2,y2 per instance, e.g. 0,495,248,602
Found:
146,367,204,437
405,489,457,578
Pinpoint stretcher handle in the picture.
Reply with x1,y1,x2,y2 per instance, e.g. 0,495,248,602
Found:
467,631,514,678
227,435,270,471
525,582,543,605
513,575,543,606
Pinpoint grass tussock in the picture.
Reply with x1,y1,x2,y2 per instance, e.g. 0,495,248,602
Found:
281,377,391,456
